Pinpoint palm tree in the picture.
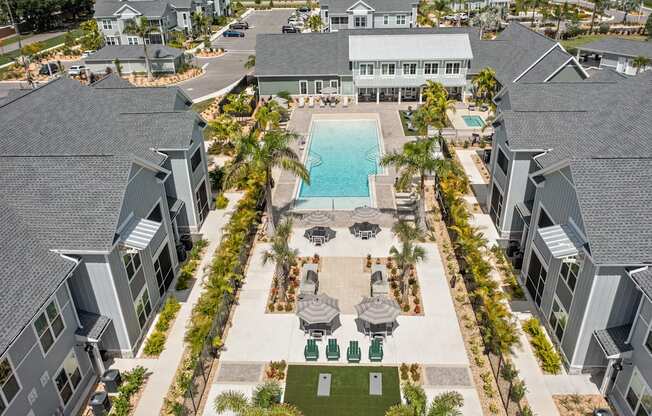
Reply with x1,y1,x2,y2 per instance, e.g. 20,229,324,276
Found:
384,386,464,416
306,15,324,32
619,0,638,23
429,391,464,416
471,67,498,108
381,138,451,230
191,10,211,39
421,80,448,106
390,224,426,304
207,114,242,145
632,55,651,74
255,100,282,131
529,0,548,25
244,54,256,70
431,0,452,27
123,17,157,81
549,2,571,39
223,92,252,121
225,129,309,236
214,381,302,415
262,219,297,301
417,0,433,26
589,0,608,32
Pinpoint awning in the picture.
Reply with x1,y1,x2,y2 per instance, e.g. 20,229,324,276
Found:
167,196,184,220
120,216,162,250
537,224,584,259
594,325,633,358
515,200,533,222
75,310,111,343
630,268,652,301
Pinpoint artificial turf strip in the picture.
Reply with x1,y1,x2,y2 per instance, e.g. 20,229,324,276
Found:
283,365,401,416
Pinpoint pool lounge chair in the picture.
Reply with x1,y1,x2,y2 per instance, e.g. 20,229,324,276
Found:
308,97,315,108
330,99,336,108
319,98,325,108
298,97,305,108
369,339,383,362
343,96,349,108
304,339,319,361
326,339,340,361
347,341,361,363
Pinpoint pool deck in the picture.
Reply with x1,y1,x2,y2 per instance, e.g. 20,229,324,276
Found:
446,106,492,137
273,103,413,228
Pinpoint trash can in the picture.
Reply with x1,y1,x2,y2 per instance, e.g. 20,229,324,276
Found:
101,369,122,393
90,391,111,416
180,234,193,251
176,243,187,263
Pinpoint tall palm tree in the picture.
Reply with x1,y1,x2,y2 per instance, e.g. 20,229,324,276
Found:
123,17,157,81
223,92,252,121
384,386,464,416
306,15,324,32
191,10,211,39
214,381,302,415
548,2,571,39
589,0,607,32
421,80,448,106
244,54,256,70
381,138,451,230
226,129,309,236
417,0,433,26
255,100,282,131
389,223,426,303
471,67,498,108
262,219,297,301
632,55,651,74
207,114,242,142
431,0,452,27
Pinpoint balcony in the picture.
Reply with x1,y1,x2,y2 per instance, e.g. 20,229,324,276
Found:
353,68,467,88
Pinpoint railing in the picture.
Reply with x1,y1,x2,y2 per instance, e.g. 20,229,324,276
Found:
352,68,468,80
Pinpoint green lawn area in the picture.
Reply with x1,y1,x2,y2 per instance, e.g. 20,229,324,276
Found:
283,365,401,416
0,34,30,48
561,34,647,54
0,29,83,66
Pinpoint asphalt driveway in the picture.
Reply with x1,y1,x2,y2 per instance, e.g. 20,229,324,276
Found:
181,9,293,101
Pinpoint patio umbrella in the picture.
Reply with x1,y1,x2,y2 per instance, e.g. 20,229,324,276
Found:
297,294,340,325
304,226,336,241
354,296,400,325
351,206,381,221
321,86,337,95
349,222,381,236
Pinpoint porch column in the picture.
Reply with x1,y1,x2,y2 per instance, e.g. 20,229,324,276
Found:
600,359,615,395
376,88,380,104
418,88,422,104
355,87,359,104
92,344,106,375
398,88,402,104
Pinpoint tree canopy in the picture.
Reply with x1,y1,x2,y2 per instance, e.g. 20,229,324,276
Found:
2,0,94,31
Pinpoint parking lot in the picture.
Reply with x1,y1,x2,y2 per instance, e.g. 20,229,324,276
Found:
181,9,293,100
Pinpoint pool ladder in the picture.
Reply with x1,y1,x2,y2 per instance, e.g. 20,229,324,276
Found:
307,151,323,169
365,147,379,175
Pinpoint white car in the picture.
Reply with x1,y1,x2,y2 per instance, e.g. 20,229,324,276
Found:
81,50,95,58
68,65,87,76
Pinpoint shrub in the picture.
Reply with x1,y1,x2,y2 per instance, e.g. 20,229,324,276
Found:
113,366,147,416
599,23,610,34
144,331,166,356
156,297,181,332
402,304,410,312
284,303,293,312
400,363,410,380
215,193,229,209
276,303,285,312
522,318,562,374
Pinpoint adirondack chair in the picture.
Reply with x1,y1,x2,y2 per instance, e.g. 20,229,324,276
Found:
369,339,383,362
347,341,361,363
304,339,319,361
326,339,340,361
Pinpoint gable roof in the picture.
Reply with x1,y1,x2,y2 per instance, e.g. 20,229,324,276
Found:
321,0,416,14
579,37,652,59
91,73,136,88
94,0,171,18
349,33,473,61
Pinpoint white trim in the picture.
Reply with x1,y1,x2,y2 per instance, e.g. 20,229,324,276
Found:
298,79,309,95
513,44,561,83
401,61,418,77
444,60,462,76
0,355,22,409
314,80,324,94
52,348,83,410
113,4,143,16
346,0,375,11
423,60,440,75
184,153,199,227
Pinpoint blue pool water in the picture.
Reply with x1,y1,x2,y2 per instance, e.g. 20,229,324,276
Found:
462,115,485,128
296,119,380,209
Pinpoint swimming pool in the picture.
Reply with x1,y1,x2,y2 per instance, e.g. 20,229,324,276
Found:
462,115,485,128
295,119,382,210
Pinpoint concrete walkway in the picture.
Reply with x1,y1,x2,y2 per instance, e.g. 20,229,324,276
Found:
110,192,243,416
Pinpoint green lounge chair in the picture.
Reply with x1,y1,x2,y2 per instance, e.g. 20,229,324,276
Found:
347,341,361,363
369,339,383,362
326,339,340,361
304,339,319,361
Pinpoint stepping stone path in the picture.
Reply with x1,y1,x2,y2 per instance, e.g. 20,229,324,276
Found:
424,366,473,387
215,362,264,383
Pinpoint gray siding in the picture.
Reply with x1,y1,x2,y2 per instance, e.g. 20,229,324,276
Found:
258,76,342,96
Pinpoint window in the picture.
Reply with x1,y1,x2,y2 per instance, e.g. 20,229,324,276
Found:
314,80,323,94
105,36,119,45
549,296,568,341
154,243,174,296
191,148,202,172
182,12,188,24
383,15,389,25
101,19,113,30
381,63,396,75
147,203,163,223
646,329,652,354
396,15,406,24
55,351,82,406
402,63,417,75
299,80,308,95
537,208,554,228
559,259,580,292
195,180,209,223
626,369,652,416
329,80,338,91
0,358,20,410
331,16,348,25
127,36,139,45
526,251,548,306
496,148,509,175
445,62,461,75
34,300,65,354
359,63,374,76
424,62,439,75
134,287,152,329
122,251,142,281
489,184,503,227
354,16,366,27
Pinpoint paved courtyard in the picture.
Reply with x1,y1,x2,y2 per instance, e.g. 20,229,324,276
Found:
204,226,483,415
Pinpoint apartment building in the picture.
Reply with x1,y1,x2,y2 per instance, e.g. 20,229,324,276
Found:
319,0,418,31
0,75,211,415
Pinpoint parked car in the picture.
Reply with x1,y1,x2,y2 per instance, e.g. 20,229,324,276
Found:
230,21,249,29
291,21,305,30
223,30,245,38
298,6,310,12
39,63,59,76
68,65,86,76
81,50,95,58
282,25,299,33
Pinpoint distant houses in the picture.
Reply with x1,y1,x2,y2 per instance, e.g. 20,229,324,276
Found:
576,38,652,75
84,44,186,74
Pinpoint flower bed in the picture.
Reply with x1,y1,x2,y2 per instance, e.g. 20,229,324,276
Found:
265,360,287,381
399,363,422,384
522,318,562,374
175,239,209,291
126,67,204,87
266,255,322,314
195,48,225,58
142,297,181,357
363,255,423,316
111,366,148,416
554,394,615,416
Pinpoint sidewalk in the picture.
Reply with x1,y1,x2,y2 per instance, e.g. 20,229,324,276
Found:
110,192,243,416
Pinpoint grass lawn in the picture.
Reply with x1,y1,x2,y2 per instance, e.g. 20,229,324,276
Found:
561,34,647,54
0,29,83,66
284,365,401,416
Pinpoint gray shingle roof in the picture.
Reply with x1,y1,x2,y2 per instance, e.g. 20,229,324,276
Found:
594,325,633,357
579,37,652,59
570,157,652,265
94,0,171,18
630,268,652,301
517,46,572,83
86,45,183,62
76,310,112,341
321,0,416,14
91,73,136,88
584,67,628,82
